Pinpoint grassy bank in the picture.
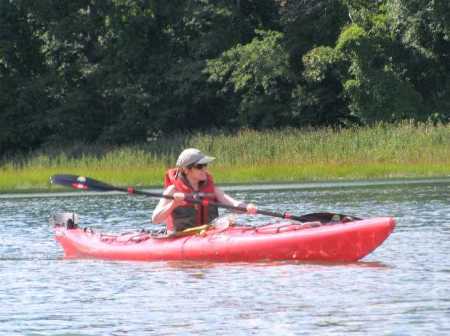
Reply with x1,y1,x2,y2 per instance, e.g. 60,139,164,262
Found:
1,121,449,192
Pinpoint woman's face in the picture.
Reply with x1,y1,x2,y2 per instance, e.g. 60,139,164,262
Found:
185,163,208,182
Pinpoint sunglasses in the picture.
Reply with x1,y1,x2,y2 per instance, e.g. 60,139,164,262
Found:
191,163,208,170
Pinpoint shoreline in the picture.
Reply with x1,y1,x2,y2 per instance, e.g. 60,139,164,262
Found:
1,163,449,193
1,122,449,193
1,175,449,197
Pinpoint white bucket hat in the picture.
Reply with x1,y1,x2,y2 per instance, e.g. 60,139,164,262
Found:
176,148,215,167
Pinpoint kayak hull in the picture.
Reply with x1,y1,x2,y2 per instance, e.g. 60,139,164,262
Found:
54,217,395,262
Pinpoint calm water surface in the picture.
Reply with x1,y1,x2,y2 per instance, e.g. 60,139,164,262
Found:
1,179,449,335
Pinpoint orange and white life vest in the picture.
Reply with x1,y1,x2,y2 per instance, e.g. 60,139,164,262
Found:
163,168,219,232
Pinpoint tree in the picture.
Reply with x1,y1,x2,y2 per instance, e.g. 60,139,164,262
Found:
0,1,51,154
337,19,425,123
386,0,450,121
206,30,294,128
277,0,353,126
292,46,353,126
278,0,349,73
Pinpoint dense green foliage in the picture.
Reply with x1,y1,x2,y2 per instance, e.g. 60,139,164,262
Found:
1,0,449,156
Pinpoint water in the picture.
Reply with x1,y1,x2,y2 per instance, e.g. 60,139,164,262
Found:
1,179,449,335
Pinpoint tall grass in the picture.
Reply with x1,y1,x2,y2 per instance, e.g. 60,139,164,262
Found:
1,121,449,192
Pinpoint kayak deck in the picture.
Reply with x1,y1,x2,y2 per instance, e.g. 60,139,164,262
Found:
54,217,395,262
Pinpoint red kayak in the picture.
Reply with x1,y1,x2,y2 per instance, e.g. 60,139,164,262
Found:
53,215,395,262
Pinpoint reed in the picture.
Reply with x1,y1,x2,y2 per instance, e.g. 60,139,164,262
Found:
1,121,449,192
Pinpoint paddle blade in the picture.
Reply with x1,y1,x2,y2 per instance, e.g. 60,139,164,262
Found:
292,212,361,223
50,174,117,192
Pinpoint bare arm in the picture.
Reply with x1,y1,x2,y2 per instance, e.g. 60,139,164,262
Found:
214,186,242,207
151,185,186,224
214,187,257,214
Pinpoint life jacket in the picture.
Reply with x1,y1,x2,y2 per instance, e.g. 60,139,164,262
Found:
163,168,219,232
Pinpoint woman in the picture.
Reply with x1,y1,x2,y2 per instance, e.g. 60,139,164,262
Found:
152,148,257,233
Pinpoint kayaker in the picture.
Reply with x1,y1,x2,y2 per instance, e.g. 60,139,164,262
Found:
152,148,257,233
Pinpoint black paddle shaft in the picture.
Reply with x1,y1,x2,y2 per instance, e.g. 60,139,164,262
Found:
50,174,360,223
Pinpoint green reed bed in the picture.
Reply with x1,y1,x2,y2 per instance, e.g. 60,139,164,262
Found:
1,121,449,192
